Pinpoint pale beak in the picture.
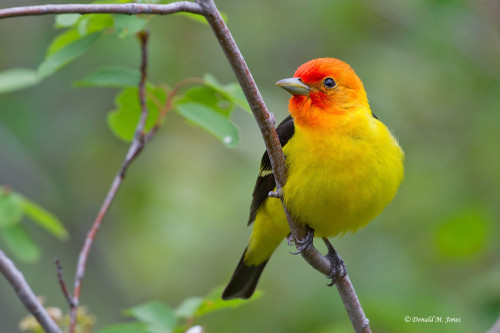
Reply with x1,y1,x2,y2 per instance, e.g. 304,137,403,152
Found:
276,77,310,96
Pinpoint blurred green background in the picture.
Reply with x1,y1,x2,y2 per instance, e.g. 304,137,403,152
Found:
1,0,500,332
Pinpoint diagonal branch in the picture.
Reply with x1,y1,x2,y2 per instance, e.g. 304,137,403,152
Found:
67,30,152,333
0,250,62,333
1,1,371,332
0,2,205,19
198,0,370,332
65,29,193,333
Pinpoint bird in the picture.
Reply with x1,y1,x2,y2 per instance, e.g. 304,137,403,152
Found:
222,58,404,300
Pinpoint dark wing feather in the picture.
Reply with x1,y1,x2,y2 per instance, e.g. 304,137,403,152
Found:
248,115,295,224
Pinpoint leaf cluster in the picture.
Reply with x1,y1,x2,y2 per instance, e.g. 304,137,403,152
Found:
99,287,261,333
1,0,249,262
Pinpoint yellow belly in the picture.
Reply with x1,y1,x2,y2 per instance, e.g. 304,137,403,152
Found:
283,119,404,237
246,116,404,265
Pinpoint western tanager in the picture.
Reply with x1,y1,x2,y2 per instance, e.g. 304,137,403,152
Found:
222,58,404,300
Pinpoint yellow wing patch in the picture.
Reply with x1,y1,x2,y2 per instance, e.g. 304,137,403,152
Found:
258,168,274,177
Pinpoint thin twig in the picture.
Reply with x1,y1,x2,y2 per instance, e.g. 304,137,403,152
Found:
54,258,74,308
0,250,62,333
137,30,150,134
198,0,371,331
144,77,203,143
68,30,151,333
1,1,371,331
0,2,205,19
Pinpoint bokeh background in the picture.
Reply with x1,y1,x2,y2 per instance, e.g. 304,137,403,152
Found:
1,0,500,332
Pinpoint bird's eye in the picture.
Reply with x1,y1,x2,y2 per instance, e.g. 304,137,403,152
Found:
323,77,336,88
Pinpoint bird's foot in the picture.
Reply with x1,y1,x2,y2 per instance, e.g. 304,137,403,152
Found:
268,188,284,199
323,238,347,286
289,225,315,255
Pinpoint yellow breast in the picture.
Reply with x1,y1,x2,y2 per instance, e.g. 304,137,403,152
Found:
282,112,404,237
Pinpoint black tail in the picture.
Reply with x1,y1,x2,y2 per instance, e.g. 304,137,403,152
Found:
222,249,269,300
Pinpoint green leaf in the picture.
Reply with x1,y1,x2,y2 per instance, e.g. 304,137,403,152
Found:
194,287,262,317
223,82,251,113
114,15,149,38
20,197,68,240
175,102,240,148
107,86,166,142
174,297,203,319
48,15,112,57
77,14,114,36
124,301,177,333
38,32,102,79
47,29,82,56
75,66,141,88
98,322,148,333
180,86,233,117
55,14,81,28
176,12,209,25
0,68,40,94
0,187,66,240
203,74,251,113
0,225,40,262
177,11,228,25
0,189,24,228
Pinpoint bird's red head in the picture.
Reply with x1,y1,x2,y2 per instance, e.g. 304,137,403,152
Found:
278,58,369,127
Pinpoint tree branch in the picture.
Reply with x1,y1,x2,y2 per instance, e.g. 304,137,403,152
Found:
1,1,371,331
0,250,62,333
54,257,74,308
67,30,151,333
0,2,205,19
198,0,371,331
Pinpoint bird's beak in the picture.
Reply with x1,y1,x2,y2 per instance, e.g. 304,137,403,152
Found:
276,77,310,96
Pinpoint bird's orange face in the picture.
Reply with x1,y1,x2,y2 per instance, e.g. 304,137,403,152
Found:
277,58,368,127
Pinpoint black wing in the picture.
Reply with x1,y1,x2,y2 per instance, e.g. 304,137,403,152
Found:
248,115,295,224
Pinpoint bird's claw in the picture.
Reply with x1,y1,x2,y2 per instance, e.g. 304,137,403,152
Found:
289,225,315,255
268,188,284,199
323,238,347,286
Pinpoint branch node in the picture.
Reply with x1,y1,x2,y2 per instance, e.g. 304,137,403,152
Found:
268,112,276,127
137,29,150,43
195,0,211,15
